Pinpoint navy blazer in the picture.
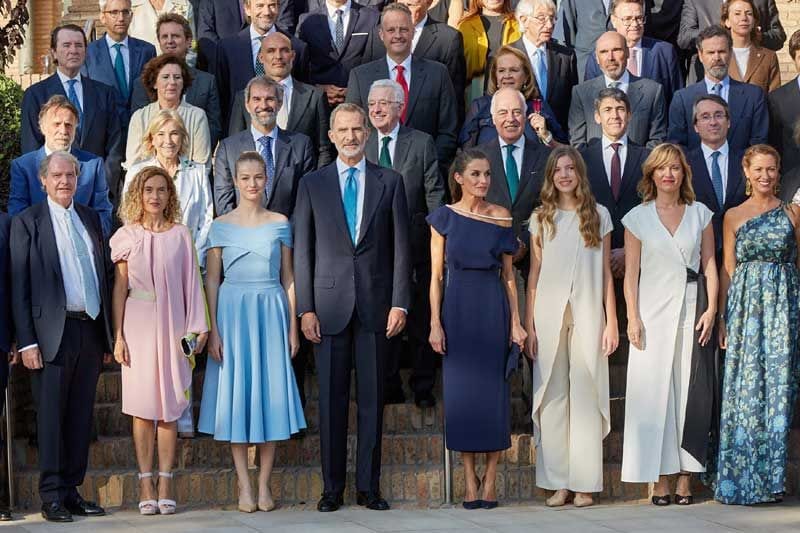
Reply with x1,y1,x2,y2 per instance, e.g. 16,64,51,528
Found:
81,34,156,128
459,94,567,148
584,37,684,105
0,213,11,356
296,2,380,88
9,147,114,236
293,160,411,335
668,79,769,152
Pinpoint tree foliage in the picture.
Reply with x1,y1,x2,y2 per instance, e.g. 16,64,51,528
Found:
0,0,30,72
0,74,23,208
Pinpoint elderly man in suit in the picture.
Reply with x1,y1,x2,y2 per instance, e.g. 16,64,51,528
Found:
82,0,156,132
668,25,768,152
296,0,380,108
570,31,666,149
346,3,458,178
554,0,614,82
585,0,682,105
511,0,578,136
294,103,410,513
365,79,445,407
768,30,800,172
10,96,113,236
11,151,113,523
227,32,334,167
0,211,14,523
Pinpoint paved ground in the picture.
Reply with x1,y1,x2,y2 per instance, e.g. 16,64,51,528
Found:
0,500,798,532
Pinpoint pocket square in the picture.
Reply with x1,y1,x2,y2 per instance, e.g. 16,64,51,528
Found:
505,343,521,381
351,32,369,36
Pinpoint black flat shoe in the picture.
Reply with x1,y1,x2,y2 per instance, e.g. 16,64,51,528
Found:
480,500,498,509
64,495,105,516
317,493,343,512
651,495,670,506
462,499,483,510
41,502,72,522
356,491,390,510
674,494,693,505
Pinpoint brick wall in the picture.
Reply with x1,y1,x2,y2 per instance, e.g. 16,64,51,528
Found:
777,0,800,81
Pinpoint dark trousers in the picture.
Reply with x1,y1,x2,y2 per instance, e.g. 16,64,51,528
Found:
30,318,104,504
0,373,8,509
315,311,386,495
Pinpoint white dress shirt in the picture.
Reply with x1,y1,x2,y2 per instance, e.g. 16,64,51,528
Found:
49,197,100,312
336,157,367,240
704,75,730,102
57,69,83,109
701,141,730,204
105,34,131,82
522,35,548,70
412,16,427,52
499,135,525,179
250,23,277,70
604,70,631,93
602,134,629,185
327,0,352,43
387,54,413,88
278,75,294,119
377,122,400,164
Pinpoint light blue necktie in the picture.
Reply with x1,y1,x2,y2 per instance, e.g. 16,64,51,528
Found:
533,49,548,100
112,43,129,99
505,145,519,201
66,79,83,137
710,151,724,208
258,135,276,200
342,167,358,244
67,210,100,319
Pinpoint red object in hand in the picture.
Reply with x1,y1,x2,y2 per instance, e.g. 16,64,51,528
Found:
532,98,542,114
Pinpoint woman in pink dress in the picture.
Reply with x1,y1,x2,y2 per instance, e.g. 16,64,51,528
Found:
111,166,208,515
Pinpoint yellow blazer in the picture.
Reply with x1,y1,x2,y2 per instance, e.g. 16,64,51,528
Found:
729,46,781,93
458,15,522,81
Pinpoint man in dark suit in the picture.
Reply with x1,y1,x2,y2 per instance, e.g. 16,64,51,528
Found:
668,25,768,152
82,0,156,131
361,0,466,122
305,0,390,13
554,0,614,82
346,3,458,178
511,0,578,135
11,151,113,523
296,0,380,107
21,25,123,200
10,96,113,236
294,103,410,513
0,212,14,522
130,13,223,148
768,30,800,172
644,0,684,46
198,0,297,47
585,0,683,105
214,76,315,216
227,32,335,167
365,79,445,407
687,94,746,258
570,31,666,149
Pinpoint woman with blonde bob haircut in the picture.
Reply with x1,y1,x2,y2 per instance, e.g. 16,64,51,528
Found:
621,143,718,506
525,146,617,508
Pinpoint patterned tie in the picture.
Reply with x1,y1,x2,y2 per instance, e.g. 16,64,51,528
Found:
627,47,639,77
379,136,392,167
711,83,722,97
254,36,266,76
277,82,289,129
342,167,358,244
66,210,100,319
258,135,276,200
711,151,724,208
505,144,519,201
112,43,129,99
610,142,622,201
66,79,83,137
395,65,409,123
533,49,548,100
608,80,621,89
334,9,345,53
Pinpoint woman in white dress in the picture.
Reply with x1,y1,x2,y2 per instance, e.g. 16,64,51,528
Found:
621,143,718,505
525,146,618,508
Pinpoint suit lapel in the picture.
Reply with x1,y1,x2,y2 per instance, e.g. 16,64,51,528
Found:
322,166,355,248
586,145,614,206
626,77,645,111
405,59,426,119
515,140,542,207
640,41,654,80
75,205,104,282
727,82,744,141
366,132,379,163
80,77,97,145
358,164,385,245
340,5,361,57
415,21,436,57
725,153,745,206
288,83,312,131
545,43,558,98
98,37,118,87
489,139,512,207
392,130,411,172
744,48,766,83
128,39,141,86
619,145,641,202
35,203,65,284
271,131,292,204
691,151,720,210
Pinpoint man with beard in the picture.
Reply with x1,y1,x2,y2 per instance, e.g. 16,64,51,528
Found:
668,25,768,152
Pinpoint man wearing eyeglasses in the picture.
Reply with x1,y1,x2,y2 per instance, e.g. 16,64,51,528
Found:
585,0,682,105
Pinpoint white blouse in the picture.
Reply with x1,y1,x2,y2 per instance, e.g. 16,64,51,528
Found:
129,0,197,65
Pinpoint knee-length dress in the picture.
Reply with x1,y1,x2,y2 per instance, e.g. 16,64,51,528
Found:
110,224,208,422
427,206,517,452
198,221,306,443
620,201,713,482
714,206,800,504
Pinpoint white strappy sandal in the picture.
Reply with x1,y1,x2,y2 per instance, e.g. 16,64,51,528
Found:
157,472,177,515
137,472,158,515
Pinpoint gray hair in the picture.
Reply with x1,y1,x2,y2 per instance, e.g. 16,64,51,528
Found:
691,94,730,125
368,79,405,105
593,87,630,113
39,150,80,181
490,88,527,115
99,0,131,10
244,76,285,105
330,103,369,129
515,0,556,21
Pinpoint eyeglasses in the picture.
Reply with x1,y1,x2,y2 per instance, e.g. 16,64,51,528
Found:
697,112,728,123
531,15,557,25
367,100,402,108
103,9,132,18
616,15,646,27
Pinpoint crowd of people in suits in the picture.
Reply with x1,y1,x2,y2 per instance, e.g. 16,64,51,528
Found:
0,0,799,523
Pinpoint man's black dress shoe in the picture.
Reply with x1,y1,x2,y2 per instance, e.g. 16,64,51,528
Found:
0,507,12,521
462,499,482,510
317,493,343,512
41,502,72,522
356,491,390,510
414,391,436,408
64,495,105,516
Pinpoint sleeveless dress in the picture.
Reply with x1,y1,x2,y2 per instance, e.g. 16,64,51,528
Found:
197,221,307,443
426,206,518,452
714,206,800,504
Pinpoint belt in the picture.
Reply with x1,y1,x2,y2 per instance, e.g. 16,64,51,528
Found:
65,310,92,321
686,268,699,283
128,289,156,302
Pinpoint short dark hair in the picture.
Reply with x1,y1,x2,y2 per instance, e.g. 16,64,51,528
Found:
449,148,489,202
789,29,800,61
691,94,729,125
610,0,643,14
593,87,630,113
696,24,732,52
156,12,194,41
50,24,87,50
140,54,193,102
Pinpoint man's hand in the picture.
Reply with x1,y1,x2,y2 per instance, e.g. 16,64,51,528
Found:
610,248,626,279
513,238,528,264
301,312,322,343
319,84,346,106
386,308,406,338
22,346,43,370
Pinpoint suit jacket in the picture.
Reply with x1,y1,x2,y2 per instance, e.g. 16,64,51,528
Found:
362,17,466,122
779,166,800,204
130,66,223,149
293,160,411,334
668,79,769,152
644,0,684,45
554,0,613,81
678,0,785,52
213,128,315,216
10,201,114,362
584,37,684,106
346,57,458,173
9,147,114,236
296,2,380,88
304,0,389,12
227,79,334,168
0,213,11,357
82,34,157,128
365,126,445,263
580,139,650,249
509,38,578,134
569,75,667,149
768,78,800,172
728,45,781,95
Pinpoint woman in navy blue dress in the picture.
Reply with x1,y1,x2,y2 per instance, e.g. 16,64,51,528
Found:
428,148,527,509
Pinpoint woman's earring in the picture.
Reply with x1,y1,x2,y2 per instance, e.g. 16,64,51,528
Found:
745,179,752,196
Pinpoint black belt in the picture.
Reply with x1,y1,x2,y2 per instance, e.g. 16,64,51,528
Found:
686,268,699,283
65,311,92,321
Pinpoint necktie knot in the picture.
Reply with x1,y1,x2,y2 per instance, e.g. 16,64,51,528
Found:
611,142,621,153
113,42,123,51
712,83,722,94
259,135,272,150
711,150,721,161
336,8,343,17
505,144,516,155
395,65,405,75
381,136,391,149
67,79,77,89
608,80,621,89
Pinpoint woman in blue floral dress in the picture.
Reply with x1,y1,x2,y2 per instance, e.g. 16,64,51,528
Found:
716,145,800,504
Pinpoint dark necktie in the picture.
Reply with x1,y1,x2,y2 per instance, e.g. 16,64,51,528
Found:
379,136,392,168
610,142,622,201
255,36,265,76
258,135,276,200
112,43,129,99
66,79,83,139
710,151,724,208
505,144,519,201
334,9,345,53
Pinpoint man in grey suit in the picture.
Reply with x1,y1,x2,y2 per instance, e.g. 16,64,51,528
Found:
294,103,411,512
554,0,614,81
130,13,223,148
346,3,458,177
569,31,666,149
365,79,445,408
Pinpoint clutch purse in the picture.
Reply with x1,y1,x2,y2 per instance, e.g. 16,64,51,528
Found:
505,343,521,381
180,333,198,357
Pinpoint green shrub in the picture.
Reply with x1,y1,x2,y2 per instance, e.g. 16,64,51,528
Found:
0,74,23,210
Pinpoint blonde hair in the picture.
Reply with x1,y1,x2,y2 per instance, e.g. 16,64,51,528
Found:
137,109,189,162
638,143,696,204
486,46,538,100
118,166,182,225
535,146,601,248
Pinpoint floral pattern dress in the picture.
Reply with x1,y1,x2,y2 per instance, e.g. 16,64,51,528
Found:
715,205,800,504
